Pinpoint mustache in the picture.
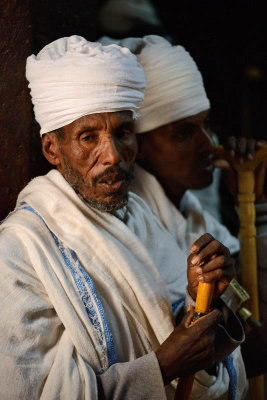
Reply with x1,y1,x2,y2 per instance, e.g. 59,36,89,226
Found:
92,166,134,187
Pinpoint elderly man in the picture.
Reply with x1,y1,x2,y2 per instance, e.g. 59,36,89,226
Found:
0,35,247,400
99,34,267,380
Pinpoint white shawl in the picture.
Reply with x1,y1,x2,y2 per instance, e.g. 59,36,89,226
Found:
0,169,246,399
131,165,240,256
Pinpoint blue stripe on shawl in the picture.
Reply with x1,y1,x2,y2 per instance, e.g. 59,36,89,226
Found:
172,297,185,314
22,204,118,366
224,354,237,400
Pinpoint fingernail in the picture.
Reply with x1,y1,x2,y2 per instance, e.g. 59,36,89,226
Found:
196,267,202,274
190,245,197,253
247,153,253,160
197,275,204,282
191,256,199,265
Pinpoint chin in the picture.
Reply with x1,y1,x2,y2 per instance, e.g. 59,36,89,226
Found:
82,193,128,213
191,174,214,190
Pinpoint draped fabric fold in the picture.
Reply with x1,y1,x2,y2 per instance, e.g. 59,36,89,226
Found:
26,35,146,134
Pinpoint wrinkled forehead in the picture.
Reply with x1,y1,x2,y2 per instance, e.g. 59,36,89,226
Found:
58,111,135,139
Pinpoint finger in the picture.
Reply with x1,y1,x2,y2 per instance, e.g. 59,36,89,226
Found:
225,136,236,156
199,266,235,284
191,308,223,331
190,233,214,254
255,140,266,149
213,158,231,170
236,137,246,161
182,307,196,327
200,255,235,274
246,138,256,159
219,243,230,257
190,240,224,266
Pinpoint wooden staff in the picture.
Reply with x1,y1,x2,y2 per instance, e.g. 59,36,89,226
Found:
215,144,267,400
174,282,215,400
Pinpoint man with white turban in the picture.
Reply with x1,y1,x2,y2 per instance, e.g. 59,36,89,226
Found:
100,34,267,380
0,35,247,400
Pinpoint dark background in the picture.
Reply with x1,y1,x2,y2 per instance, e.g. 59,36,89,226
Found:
0,0,266,224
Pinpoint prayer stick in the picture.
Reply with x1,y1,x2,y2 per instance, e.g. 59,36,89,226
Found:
174,281,215,400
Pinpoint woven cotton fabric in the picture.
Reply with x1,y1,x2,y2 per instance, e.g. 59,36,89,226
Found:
134,35,210,133
26,35,146,135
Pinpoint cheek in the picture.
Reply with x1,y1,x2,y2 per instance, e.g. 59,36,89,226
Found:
124,137,138,163
73,146,96,170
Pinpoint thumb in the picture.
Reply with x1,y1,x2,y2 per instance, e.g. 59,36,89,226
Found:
181,306,195,328
190,308,223,331
213,158,231,170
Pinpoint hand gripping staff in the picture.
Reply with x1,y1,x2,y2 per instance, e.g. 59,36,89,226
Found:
174,281,215,400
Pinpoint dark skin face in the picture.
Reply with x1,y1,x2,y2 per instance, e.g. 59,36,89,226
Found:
137,109,215,208
42,111,137,212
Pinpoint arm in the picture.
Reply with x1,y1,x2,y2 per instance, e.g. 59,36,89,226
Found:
0,230,167,400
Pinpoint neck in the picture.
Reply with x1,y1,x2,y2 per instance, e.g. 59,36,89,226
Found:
157,178,186,210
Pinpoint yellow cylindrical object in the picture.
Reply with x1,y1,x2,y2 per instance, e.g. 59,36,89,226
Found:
195,282,215,314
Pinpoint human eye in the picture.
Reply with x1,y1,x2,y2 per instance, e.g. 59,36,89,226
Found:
80,131,98,143
117,126,134,141
172,123,195,141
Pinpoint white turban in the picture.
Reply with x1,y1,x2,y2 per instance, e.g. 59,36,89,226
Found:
99,35,210,133
26,35,146,135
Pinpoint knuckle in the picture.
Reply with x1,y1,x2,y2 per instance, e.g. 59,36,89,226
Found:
216,269,223,279
205,233,214,241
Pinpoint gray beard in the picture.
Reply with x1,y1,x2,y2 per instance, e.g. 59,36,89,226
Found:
61,153,128,213
80,196,128,213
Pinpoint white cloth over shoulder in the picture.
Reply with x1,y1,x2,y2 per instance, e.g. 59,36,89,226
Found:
26,35,146,135
0,170,246,399
99,34,210,133
131,165,240,256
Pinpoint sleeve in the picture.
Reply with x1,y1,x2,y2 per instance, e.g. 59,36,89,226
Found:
97,352,166,400
0,229,167,400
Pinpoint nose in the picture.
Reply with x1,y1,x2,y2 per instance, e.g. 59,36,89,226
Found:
198,126,216,151
101,136,122,166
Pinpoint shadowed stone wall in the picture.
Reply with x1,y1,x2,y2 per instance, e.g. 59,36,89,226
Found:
0,0,99,220
0,0,32,220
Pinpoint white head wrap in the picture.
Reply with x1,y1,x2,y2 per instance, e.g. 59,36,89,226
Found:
26,35,146,135
99,35,210,133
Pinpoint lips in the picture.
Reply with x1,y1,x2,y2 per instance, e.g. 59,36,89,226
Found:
200,163,214,172
199,152,215,172
98,174,126,191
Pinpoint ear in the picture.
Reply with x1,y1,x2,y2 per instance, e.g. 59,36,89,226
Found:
42,133,61,167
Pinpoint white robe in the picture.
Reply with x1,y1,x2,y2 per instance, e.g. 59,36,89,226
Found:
0,169,247,399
